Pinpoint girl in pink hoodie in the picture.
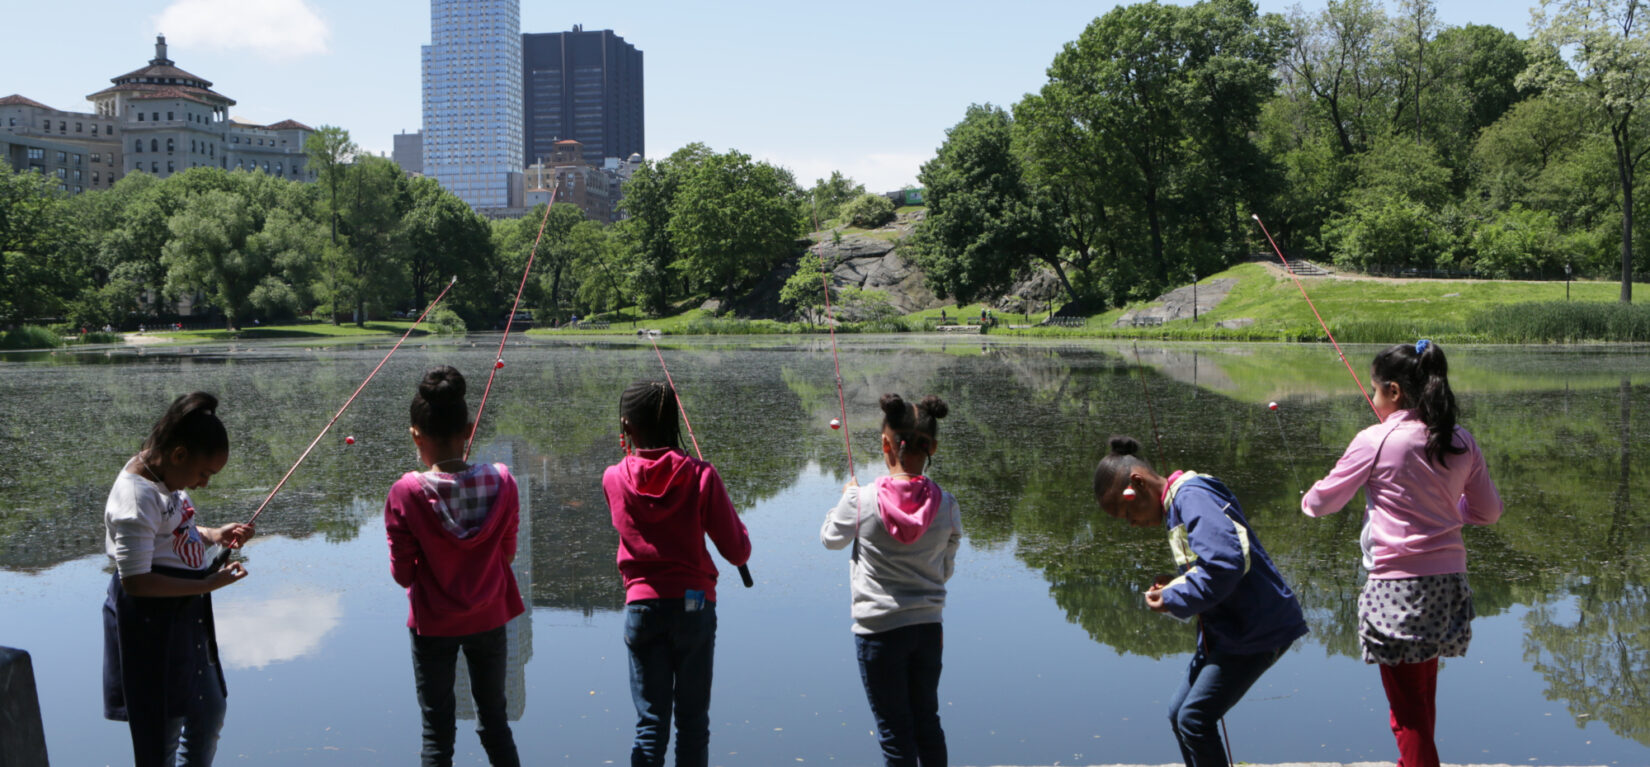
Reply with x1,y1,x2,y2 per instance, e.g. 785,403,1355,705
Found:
604,380,751,767
384,366,524,767
821,393,961,767
1302,341,1502,767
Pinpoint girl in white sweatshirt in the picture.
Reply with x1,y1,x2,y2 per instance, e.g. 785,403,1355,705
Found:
822,393,961,767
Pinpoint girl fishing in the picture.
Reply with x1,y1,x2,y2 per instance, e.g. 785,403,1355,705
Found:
384,366,524,767
821,393,961,767
1302,340,1502,767
604,380,751,767
1093,435,1306,767
102,392,253,767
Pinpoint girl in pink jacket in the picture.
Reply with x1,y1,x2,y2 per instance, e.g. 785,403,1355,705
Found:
1302,340,1502,767
384,366,524,767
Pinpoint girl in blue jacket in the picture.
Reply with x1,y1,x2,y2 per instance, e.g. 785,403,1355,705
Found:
1094,436,1307,767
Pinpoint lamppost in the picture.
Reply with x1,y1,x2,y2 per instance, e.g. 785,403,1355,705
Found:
1192,271,1199,322
1565,262,1572,301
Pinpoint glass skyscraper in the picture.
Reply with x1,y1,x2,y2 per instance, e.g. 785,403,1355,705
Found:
422,0,523,210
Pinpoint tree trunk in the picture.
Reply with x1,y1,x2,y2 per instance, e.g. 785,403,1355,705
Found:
1615,126,1635,304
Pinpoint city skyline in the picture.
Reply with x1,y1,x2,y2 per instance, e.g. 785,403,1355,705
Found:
4,0,1532,193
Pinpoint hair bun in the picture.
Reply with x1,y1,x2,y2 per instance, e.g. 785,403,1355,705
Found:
917,395,949,420
879,393,907,419
1109,435,1141,456
418,366,467,404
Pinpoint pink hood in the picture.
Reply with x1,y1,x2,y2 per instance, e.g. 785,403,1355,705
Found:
877,475,943,544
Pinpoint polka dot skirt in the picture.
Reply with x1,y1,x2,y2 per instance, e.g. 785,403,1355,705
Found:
1357,573,1474,666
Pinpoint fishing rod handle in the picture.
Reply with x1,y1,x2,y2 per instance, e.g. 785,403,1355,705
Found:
738,564,754,588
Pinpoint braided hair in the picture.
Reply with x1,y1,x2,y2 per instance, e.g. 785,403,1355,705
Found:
621,380,682,450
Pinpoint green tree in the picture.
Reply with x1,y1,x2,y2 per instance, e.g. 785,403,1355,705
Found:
779,250,828,325
617,144,711,315
303,125,357,322
534,202,594,316
1524,0,1650,301
666,149,803,311
400,176,491,314
337,155,408,325
161,189,265,330
0,161,84,323
907,104,1045,305
806,171,865,228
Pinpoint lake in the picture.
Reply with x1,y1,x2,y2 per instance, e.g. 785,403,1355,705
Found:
1,336,1645,765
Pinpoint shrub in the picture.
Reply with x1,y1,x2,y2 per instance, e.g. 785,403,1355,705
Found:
428,308,467,335
0,326,64,350
841,193,896,229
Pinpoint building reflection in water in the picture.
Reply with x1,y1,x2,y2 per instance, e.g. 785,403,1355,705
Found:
454,441,534,721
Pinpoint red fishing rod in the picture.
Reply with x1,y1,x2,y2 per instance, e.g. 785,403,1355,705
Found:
465,185,558,460
212,276,459,568
647,334,755,588
821,266,857,481
1250,214,1377,416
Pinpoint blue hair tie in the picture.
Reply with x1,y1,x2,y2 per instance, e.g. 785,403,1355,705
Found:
1415,339,1431,354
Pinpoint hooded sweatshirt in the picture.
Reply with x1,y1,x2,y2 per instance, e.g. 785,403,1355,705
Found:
384,462,525,637
604,447,751,603
821,475,962,635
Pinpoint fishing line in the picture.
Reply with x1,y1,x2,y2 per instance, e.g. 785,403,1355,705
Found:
214,275,459,567
465,186,558,460
1270,402,1305,496
647,334,755,588
821,267,857,481
1131,343,1165,469
1250,214,1378,417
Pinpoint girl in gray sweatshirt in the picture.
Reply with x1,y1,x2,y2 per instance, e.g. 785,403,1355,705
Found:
822,393,961,767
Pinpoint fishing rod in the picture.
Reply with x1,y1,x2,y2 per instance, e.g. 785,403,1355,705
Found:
465,185,558,460
646,334,755,588
1269,401,1305,496
1130,342,1235,766
1250,214,1377,417
212,276,459,569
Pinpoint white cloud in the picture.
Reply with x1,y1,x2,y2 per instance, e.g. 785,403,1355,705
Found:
154,0,330,60
214,588,343,670
756,150,930,196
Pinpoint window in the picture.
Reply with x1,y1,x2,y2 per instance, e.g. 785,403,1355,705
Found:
76,122,83,133
73,154,82,166
56,151,66,163
150,139,158,152
190,140,196,153
58,121,66,132
105,125,113,135
151,113,158,121
275,162,283,174
166,138,174,152
167,161,174,173
92,171,100,185
167,112,173,121
26,148,43,160
137,112,144,122
151,162,158,173
55,168,66,179
73,170,82,181
92,153,101,163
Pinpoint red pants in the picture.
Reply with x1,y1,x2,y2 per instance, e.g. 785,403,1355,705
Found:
1379,658,1439,767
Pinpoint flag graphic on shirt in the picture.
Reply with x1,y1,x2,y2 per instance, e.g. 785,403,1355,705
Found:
170,496,205,568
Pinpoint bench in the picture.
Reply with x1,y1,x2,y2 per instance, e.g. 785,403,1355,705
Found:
1040,316,1086,328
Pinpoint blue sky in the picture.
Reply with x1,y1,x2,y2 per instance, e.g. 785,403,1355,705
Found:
4,0,1532,192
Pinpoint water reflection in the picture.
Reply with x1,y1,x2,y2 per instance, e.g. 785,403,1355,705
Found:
2,338,1647,759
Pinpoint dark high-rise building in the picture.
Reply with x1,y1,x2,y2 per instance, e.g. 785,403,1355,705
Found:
522,26,643,169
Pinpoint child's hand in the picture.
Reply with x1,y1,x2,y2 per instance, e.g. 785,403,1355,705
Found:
210,523,256,548
208,561,249,590
1144,586,1169,613
844,478,858,492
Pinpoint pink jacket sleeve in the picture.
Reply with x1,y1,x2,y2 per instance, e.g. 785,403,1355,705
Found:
1302,424,1384,518
384,476,422,588
1454,432,1503,526
698,463,751,568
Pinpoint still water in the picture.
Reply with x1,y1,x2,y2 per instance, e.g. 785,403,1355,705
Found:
0,336,1646,765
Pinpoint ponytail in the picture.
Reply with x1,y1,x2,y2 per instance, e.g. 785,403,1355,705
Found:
1092,435,1149,501
142,392,229,459
411,365,469,440
1372,340,1465,466
880,393,948,467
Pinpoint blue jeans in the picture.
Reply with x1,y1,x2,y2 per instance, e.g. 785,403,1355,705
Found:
625,598,717,767
157,655,226,767
1167,642,1291,767
410,626,520,767
855,622,946,767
